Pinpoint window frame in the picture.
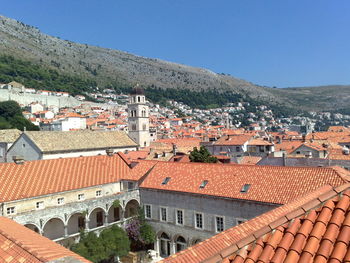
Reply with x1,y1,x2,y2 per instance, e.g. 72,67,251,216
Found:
6,206,16,215
57,197,64,205
78,193,85,201
176,209,184,226
215,215,225,233
144,204,152,219
194,212,204,229
96,190,102,197
36,201,44,210
160,206,168,222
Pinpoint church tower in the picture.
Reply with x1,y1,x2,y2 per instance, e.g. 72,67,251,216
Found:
127,85,150,147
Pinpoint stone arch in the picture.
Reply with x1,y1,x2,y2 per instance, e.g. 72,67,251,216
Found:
67,212,85,235
107,203,122,223
88,207,106,229
124,199,139,218
175,235,187,252
24,223,40,234
191,238,202,245
43,218,65,240
158,232,171,258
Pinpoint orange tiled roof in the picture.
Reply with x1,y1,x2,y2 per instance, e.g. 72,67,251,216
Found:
0,154,130,202
215,135,252,146
140,162,349,204
0,216,90,262
126,160,158,181
240,156,262,165
274,141,303,153
247,139,273,146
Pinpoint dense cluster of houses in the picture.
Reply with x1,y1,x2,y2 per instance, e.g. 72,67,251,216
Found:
0,84,350,262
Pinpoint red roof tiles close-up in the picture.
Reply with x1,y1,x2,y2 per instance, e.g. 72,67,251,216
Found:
0,216,91,262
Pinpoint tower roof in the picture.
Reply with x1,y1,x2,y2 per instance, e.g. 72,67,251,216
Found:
131,84,145,95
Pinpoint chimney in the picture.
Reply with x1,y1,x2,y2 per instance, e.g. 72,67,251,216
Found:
282,152,287,166
106,149,114,156
13,156,25,165
172,143,177,155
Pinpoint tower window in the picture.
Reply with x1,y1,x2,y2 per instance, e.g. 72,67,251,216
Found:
132,124,136,131
138,96,141,102
143,124,147,131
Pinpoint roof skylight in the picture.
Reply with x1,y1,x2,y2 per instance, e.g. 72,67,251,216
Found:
199,180,208,189
162,177,171,185
240,184,251,193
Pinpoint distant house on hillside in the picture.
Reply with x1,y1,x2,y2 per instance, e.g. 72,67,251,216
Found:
6,130,138,161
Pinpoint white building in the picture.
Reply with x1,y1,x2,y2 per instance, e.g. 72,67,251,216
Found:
127,86,150,147
6,130,138,161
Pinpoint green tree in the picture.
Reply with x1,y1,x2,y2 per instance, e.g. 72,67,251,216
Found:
71,226,130,263
100,225,130,259
0,100,39,131
189,146,218,163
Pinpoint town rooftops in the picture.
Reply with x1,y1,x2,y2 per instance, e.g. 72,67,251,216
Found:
0,153,131,202
0,129,21,143
215,135,253,146
139,162,349,205
0,216,90,262
16,130,137,153
160,183,350,263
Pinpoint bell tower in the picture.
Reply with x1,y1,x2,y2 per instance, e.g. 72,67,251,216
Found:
127,85,150,147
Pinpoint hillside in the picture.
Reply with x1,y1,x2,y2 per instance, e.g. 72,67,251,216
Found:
0,14,349,112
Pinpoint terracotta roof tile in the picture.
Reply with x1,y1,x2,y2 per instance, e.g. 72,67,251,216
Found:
0,217,90,262
0,154,130,202
141,162,348,204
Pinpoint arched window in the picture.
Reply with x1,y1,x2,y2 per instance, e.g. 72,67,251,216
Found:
176,236,187,252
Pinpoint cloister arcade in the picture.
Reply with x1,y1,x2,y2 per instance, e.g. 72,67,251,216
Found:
155,231,201,258
23,199,140,241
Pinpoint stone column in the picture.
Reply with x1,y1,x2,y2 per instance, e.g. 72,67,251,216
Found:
170,241,176,255
104,213,108,226
85,215,89,231
64,224,68,237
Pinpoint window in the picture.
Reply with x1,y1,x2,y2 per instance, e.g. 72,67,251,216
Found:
215,216,224,232
131,124,137,131
78,194,85,201
144,204,152,219
96,190,102,197
199,180,208,189
7,206,15,215
57,197,64,205
195,213,203,229
160,207,167,222
176,210,184,225
236,146,240,152
22,143,26,148
36,201,44,209
143,123,147,131
240,184,251,193
162,177,171,185
127,182,134,190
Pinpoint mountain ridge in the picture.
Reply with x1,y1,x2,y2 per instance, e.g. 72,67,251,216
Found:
0,14,349,112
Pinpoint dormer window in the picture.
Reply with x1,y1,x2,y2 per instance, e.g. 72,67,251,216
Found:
162,177,171,185
199,180,208,189
240,184,251,193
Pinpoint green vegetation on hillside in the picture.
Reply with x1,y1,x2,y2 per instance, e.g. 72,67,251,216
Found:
0,55,302,117
0,100,39,130
0,55,96,96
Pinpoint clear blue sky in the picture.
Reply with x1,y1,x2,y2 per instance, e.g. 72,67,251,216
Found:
1,0,350,87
